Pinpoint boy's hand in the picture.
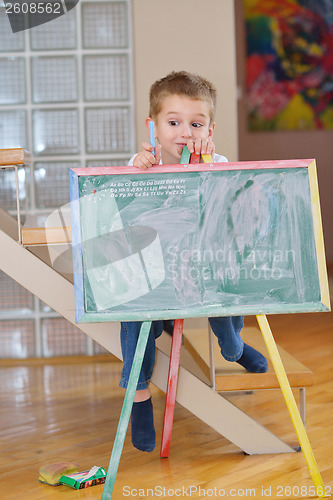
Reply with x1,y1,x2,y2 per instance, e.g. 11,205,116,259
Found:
187,137,215,158
133,142,162,169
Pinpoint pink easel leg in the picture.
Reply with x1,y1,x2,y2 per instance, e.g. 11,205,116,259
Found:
160,318,184,457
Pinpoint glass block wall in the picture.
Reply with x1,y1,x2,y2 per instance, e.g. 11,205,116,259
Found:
0,1,135,358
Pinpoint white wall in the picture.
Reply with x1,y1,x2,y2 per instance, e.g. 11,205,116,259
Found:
132,0,238,162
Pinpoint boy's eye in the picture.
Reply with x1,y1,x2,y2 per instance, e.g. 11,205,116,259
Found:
169,120,179,126
192,122,202,128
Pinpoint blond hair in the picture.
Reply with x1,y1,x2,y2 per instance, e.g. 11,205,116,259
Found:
149,71,217,123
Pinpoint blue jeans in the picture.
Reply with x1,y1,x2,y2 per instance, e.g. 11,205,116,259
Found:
119,316,244,390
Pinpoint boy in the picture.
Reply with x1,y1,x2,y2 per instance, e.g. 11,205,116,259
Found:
120,71,268,453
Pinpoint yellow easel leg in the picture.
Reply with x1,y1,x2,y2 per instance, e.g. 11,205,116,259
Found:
256,315,327,498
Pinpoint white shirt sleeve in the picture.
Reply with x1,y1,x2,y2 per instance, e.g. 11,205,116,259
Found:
128,153,137,166
213,153,228,163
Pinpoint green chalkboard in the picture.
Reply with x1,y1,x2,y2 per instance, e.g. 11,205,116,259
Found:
69,159,330,322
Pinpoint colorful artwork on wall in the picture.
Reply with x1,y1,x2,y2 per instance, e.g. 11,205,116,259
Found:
244,0,333,131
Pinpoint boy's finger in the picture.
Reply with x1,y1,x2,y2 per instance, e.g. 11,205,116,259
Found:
207,137,215,156
134,160,148,169
143,151,156,167
186,139,194,153
142,141,154,152
135,157,149,169
146,151,159,168
201,139,208,155
134,152,154,169
194,138,202,155
154,144,162,164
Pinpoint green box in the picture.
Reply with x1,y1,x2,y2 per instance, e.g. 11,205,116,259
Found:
60,466,106,489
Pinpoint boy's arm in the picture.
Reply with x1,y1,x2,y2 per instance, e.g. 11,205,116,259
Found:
132,142,162,169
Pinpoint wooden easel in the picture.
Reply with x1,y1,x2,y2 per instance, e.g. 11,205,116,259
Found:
100,148,327,498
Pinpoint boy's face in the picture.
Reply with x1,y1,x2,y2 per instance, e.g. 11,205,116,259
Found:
147,94,215,165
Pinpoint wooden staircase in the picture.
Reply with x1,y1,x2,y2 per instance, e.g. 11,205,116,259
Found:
0,147,313,455
183,326,313,392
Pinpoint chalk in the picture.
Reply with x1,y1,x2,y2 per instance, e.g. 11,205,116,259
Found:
150,121,155,155
189,153,200,164
180,146,191,164
201,153,213,163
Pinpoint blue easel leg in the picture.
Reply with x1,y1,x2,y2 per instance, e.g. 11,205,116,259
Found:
101,321,152,499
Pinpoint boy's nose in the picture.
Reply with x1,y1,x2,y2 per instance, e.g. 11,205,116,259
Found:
181,124,192,138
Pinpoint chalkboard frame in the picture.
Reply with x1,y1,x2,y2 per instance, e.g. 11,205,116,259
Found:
69,159,330,323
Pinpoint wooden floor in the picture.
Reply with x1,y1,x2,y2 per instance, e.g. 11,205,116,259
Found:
0,310,332,500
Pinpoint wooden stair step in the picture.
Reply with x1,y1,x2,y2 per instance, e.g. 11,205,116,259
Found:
21,226,72,245
183,326,313,392
22,212,72,246
0,147,29,166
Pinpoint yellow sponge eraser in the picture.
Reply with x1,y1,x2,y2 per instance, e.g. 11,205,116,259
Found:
39,462,79,486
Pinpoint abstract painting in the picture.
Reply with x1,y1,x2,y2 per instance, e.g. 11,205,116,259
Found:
244,0,333,130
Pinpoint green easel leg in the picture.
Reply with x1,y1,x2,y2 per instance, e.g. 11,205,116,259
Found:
101,321,152,500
